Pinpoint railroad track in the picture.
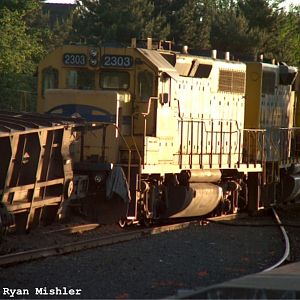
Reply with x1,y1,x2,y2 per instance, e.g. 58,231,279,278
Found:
168,208,291,299
0,214,241,267
170,207,293,299
2,208,288,270
262,207,290,272
205,207,291,271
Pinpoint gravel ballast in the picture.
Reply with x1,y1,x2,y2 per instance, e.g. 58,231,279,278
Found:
0,213,284,299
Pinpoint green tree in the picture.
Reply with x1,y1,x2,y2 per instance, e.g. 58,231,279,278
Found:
210,1,261,57
169,0,212,50
32,8,74,53
152,0,185,42
236,0,285,60
72,0,169,45
0,1,74,111
0,4,44,110
0,0,40,11
274,6,300,66
238,0,279,30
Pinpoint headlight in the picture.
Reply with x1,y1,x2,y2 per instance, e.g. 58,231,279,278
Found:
94,174,104,184
89,48,97,57
89,58,98,66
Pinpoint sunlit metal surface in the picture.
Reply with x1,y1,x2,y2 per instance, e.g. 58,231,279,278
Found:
262,207,290,272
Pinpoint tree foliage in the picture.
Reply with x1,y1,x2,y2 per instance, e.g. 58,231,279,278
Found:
72,0,169,45
0,2,43,110
0,7,42,73
0,0,299,111
168,0,213,49
0,0,74,110
71,0,299,65
210,2,260,56
274,6,300,65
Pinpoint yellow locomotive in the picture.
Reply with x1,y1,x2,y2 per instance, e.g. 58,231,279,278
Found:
37,38,299,224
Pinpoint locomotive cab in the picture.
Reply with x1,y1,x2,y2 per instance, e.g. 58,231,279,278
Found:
37,43,184,223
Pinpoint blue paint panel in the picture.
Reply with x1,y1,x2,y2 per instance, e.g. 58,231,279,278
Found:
46,104,131,124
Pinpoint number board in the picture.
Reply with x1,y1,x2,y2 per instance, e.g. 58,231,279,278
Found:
101,55,133,68
63,53,87,66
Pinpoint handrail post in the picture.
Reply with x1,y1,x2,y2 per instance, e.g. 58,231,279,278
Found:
210,120,213,168
130,97,158,191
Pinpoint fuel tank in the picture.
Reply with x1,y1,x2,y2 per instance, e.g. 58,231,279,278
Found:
168,183,223,218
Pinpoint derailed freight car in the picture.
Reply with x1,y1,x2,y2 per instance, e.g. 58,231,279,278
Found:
0,112,75,234
36,38,300,225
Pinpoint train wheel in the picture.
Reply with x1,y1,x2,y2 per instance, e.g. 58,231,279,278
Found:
140,217,152,227
118,218,127,228
118,218,133,228
64,179,74,199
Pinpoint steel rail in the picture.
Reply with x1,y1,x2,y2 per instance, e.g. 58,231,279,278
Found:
168,208,292,299
0,214,240,268
0,220,200,267
262,207,290,272
45,223,100,234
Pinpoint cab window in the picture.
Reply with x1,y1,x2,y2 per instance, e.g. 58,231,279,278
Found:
100,71,129,90
66,70,95,89
195,64,212,78
138,70,154,101
42,67,58,95
262,71,276,95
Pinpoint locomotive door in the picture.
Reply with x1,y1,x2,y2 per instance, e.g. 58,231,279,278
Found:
156,73,178,162
127,68,156,220
133,69,156,136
